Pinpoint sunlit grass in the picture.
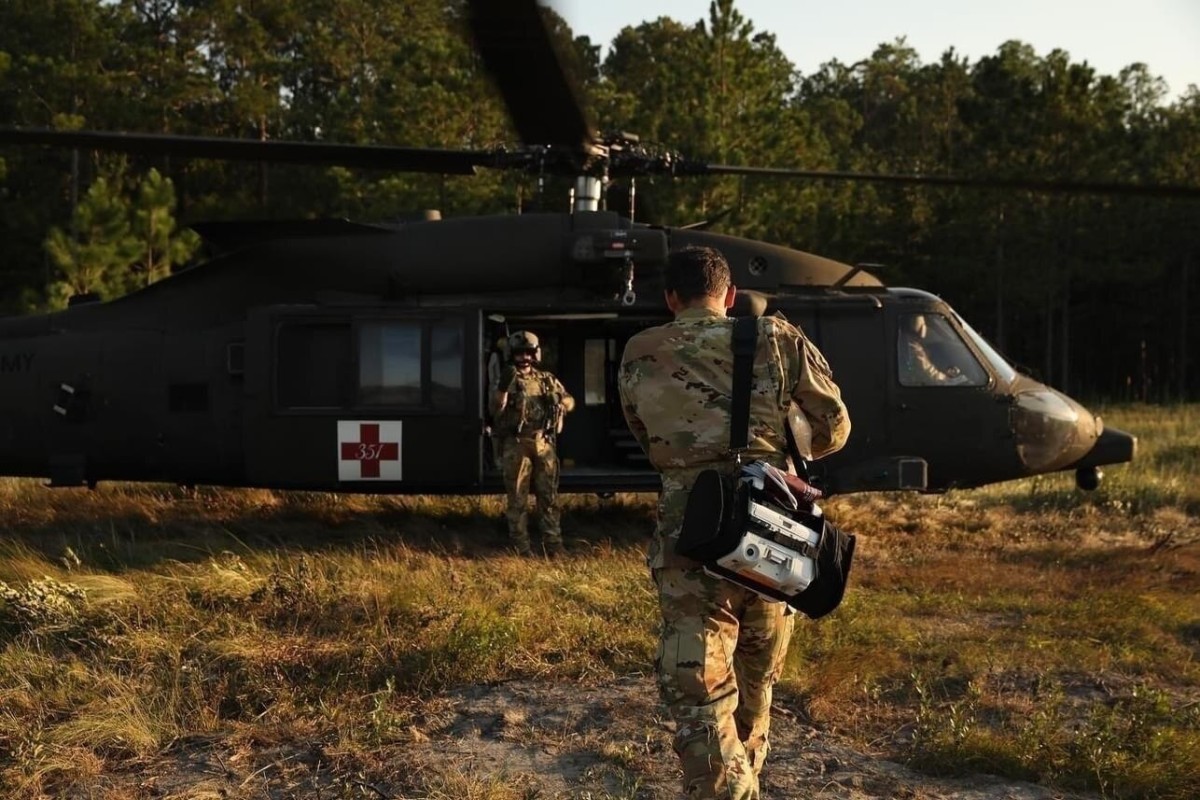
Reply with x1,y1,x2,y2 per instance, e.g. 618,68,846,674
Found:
1,405,1197,798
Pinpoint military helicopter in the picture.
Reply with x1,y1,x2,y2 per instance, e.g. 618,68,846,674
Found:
0,0,1192,498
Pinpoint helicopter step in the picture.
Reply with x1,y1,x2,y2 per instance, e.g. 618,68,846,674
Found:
609,427,650,464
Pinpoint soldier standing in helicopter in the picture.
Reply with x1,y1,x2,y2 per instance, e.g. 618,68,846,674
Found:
490,331,575,557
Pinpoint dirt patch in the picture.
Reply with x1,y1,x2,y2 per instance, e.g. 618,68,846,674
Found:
101,677,1099,799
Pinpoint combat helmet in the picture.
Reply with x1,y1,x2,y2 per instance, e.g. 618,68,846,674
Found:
508,330,541,364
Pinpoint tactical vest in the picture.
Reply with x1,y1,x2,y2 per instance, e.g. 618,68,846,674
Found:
497,369,561,436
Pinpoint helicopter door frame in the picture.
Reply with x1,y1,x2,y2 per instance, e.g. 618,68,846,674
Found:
888,305,1015,489
243,305,481,493
787,296,927,492
477,310,661,493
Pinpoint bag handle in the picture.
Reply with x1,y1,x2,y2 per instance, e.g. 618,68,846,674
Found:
729,316,757,460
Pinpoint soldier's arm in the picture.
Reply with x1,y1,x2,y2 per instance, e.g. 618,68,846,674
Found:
490,390,508,417
906,340,959,384
490,366,519,416
617,359,651,455
552,376,576,413
783,325,850,459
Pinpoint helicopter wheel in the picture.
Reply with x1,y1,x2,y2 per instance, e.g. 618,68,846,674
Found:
1075,466,1102,491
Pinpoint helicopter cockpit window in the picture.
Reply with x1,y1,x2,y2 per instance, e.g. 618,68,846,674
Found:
359,322,422,406
958,316,1018,385
277,323,352,408
898,313,988,387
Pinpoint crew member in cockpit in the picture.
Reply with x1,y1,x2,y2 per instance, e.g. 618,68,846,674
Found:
900,314,971,386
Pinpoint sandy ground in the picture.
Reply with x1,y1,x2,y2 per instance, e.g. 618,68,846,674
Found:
107,676,1098,800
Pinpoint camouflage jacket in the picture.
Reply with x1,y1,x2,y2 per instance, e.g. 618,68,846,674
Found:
618,307,850,569
491,367,574,438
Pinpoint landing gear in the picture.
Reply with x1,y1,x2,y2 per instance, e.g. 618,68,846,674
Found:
1075,466,1103,491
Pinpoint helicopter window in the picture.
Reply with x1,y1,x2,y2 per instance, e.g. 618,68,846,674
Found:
359,322,422,407
277,323,352,408
897,313,988,387
957,316,1018,385
430,320,465,408
583,339,607,406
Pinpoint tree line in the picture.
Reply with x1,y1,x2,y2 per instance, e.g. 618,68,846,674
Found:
1,0,1197,401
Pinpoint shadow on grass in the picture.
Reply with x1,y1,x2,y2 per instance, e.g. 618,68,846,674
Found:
0,484,658,573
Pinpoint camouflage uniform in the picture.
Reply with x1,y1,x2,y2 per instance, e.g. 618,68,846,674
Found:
492,365,575,553
619,307,850,799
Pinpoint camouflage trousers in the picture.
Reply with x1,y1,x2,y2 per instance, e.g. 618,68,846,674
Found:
654,567,795,800
498,434,562,550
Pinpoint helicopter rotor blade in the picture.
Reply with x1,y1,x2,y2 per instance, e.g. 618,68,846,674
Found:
465,0,595,153
0,127,493,175
689,163,1200,200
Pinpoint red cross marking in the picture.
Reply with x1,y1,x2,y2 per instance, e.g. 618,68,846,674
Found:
339,423,400,478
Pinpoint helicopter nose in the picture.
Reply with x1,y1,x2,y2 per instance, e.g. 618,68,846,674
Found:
1011,388,1102,473
1072,425,1138,470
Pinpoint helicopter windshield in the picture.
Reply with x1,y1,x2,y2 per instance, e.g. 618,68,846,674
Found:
897,313,988,387
956,315,1018,385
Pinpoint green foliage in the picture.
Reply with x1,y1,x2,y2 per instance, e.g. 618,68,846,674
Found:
40,167,196,307
0,0,1196,396
127,168,201,290
43,174,141,301
908,675,1200,800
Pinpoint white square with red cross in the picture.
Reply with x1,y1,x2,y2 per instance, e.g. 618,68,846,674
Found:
337,420,403,481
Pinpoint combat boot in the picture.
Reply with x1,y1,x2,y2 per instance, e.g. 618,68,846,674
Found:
543,539,566,559
509,531,534,557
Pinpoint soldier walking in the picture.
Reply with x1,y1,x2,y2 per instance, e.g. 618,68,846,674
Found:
618,247,850,799
490,331,575,557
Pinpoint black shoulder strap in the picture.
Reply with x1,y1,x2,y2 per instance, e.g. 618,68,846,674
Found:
730,316,758,456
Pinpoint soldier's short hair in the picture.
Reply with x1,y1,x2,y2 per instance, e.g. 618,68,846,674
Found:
665,246,731,301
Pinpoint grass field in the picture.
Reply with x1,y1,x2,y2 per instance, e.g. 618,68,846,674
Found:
1,404,1197,798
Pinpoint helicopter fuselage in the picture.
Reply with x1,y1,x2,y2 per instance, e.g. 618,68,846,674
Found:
0,211,1135,496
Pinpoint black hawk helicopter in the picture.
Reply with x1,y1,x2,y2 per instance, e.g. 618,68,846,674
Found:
1,0,1192,497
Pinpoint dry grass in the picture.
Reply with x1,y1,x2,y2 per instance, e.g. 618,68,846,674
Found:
0,405,1197,798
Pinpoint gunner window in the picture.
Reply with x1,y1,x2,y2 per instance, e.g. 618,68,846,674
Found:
277,323,351,408
430,320,465,409
359,322,422,406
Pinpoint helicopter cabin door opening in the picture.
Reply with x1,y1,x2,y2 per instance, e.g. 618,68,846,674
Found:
243,306,480,492
482,311,661,492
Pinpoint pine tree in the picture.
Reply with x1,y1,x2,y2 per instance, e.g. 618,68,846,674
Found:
44,175,140,305
127,169,200,292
